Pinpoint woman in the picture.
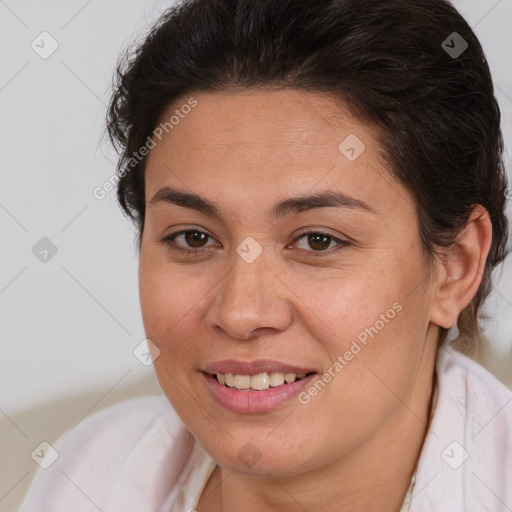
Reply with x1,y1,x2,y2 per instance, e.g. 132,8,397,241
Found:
19,0,511,510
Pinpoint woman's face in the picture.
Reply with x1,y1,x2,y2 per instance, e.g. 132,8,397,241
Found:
139,89,439,476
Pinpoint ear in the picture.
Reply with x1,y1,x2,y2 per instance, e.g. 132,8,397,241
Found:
430,205,493,329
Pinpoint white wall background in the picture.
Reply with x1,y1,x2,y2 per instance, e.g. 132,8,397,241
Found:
0,0,511,510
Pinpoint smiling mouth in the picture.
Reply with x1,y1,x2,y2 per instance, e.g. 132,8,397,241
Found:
212,371,316,391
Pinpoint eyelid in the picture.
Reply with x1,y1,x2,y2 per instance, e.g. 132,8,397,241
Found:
161,228,219,253
161,227,350,255
293,226,344,240
290,229,350,255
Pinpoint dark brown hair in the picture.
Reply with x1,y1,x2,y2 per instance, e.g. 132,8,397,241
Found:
106,0,509,350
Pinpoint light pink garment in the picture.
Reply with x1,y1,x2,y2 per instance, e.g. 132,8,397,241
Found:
409,341,512,511
17,393,208,512
19,338,512,512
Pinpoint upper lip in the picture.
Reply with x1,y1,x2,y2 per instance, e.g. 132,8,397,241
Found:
203,359,317,376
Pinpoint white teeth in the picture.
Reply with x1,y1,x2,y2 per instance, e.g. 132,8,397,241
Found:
233,374,251,389
250,373,270,390
215,371,309,390
269,372,285,387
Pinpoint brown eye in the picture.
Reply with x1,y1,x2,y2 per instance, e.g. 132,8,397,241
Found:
293,231,349,254
305,233,332,251
161,229,218,254
161,229,349,257
183,230,209,248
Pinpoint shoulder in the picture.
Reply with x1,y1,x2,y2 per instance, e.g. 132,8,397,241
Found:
19,394,195,512
411,341,512,510
435,341,512,455
437,341,512,419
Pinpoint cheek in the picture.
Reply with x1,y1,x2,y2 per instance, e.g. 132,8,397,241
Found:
139,257,208,341
138,260,210,406
138,240,427,356
285,258,410,349
293,253,430,389
137,244,432,463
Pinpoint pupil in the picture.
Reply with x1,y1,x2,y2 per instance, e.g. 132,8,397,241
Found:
309,233,330,251
186,230,207,248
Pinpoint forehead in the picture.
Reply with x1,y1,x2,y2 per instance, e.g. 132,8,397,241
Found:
144,89,406,216
148,88,378,162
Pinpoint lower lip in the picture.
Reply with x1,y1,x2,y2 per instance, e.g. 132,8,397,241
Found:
202,372,317,413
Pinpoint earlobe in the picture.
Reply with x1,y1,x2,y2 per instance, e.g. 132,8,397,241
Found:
430,205,493,329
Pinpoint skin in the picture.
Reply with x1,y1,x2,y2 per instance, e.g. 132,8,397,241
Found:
138,89,492,512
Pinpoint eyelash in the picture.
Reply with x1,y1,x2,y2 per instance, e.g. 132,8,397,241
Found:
160,229,350,257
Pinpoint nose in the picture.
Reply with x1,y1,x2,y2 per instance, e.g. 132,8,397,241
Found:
206,247,293,341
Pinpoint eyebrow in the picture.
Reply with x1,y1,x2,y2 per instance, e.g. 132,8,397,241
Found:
149,186,377,221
